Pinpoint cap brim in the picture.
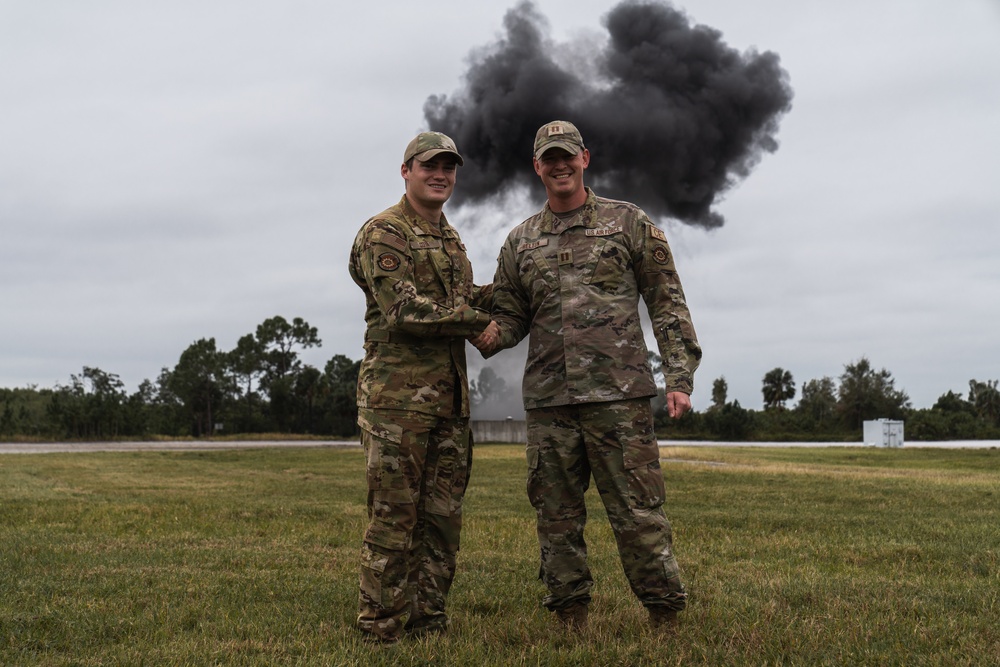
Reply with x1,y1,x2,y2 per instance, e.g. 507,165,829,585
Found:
535,141,582,160
412,148,464,166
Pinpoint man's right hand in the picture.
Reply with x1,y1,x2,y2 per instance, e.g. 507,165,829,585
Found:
469,320,500,354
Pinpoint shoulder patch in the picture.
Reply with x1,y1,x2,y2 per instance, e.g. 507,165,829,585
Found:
516,238,549,253
652,245,671,265
648,225,667,242
377,252,401,272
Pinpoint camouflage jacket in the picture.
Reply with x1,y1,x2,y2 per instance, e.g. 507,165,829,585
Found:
349,195,491,418
489,188,701,409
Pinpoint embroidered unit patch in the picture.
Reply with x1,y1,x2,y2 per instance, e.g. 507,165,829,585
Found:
377,252,401,271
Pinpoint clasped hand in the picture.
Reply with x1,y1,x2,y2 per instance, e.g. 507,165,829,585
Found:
469,320,500,354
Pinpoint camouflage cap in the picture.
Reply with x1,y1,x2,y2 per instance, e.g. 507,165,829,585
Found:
403,131,464,166
533,120,586,160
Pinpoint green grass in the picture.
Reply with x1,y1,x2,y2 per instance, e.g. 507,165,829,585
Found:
1,445,997,666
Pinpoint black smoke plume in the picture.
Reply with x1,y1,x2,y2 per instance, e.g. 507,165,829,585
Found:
425,0,793,228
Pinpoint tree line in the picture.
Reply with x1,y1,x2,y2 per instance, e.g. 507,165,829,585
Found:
2,319,999,441
649,356,1000,441
1,316,360,440
469,355,1000,442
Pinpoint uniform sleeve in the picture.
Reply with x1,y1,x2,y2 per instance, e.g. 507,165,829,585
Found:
470,282,493,311
633,212,702,394
484,238,531,358
354,220,490,338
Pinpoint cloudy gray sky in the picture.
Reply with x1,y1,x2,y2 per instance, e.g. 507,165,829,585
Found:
2,0,998,415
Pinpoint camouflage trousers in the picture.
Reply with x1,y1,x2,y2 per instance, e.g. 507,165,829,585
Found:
356,408,472,641
525,398,687,612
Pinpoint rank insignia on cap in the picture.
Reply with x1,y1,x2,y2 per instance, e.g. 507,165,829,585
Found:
548,124,565,136
652,246,670,265
377,252,401,271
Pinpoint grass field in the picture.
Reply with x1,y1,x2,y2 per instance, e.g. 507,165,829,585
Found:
1,444,997,666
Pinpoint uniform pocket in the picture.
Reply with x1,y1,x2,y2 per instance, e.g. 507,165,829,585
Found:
427,425,472,517
365,523,408,551
358,413,405,491
526,444,540,470
358,412,404,443
426,452,455,517
525,444,545,510
519,248,558,291
360,542,396,609
585,238,631,293
624,441,665,510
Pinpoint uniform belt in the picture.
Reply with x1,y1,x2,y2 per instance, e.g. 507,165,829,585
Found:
365,328,438,345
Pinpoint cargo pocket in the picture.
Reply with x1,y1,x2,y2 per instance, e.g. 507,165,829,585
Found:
525,444,544,510
365,522,408,551
358,412,406,492
361,523,408,608
427,451,456,517
427,428,471,517
624,441,665,510
362,437,381,489
359,543,389,607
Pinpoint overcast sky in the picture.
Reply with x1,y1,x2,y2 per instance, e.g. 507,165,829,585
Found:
2,0,999,415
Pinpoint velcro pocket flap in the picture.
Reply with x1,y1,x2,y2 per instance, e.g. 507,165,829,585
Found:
624,442,661,470
357,412,404,444
365,524,408,552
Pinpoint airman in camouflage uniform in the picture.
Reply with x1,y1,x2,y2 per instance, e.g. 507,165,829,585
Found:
477,120,702,631
349,131,493,643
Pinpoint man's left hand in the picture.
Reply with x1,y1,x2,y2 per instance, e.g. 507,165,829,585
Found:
666,392,692,419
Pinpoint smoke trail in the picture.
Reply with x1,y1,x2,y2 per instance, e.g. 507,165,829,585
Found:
424,0,793,228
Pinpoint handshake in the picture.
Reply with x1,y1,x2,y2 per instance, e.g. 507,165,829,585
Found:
468,320,500,354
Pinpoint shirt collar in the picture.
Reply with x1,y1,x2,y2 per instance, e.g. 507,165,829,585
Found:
539,187,597,234
399,195,447,237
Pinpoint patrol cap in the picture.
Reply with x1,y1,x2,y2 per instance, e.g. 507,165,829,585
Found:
533,120,586,160
403,131,464,166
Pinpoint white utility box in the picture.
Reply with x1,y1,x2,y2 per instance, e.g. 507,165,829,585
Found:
863,419,904,447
